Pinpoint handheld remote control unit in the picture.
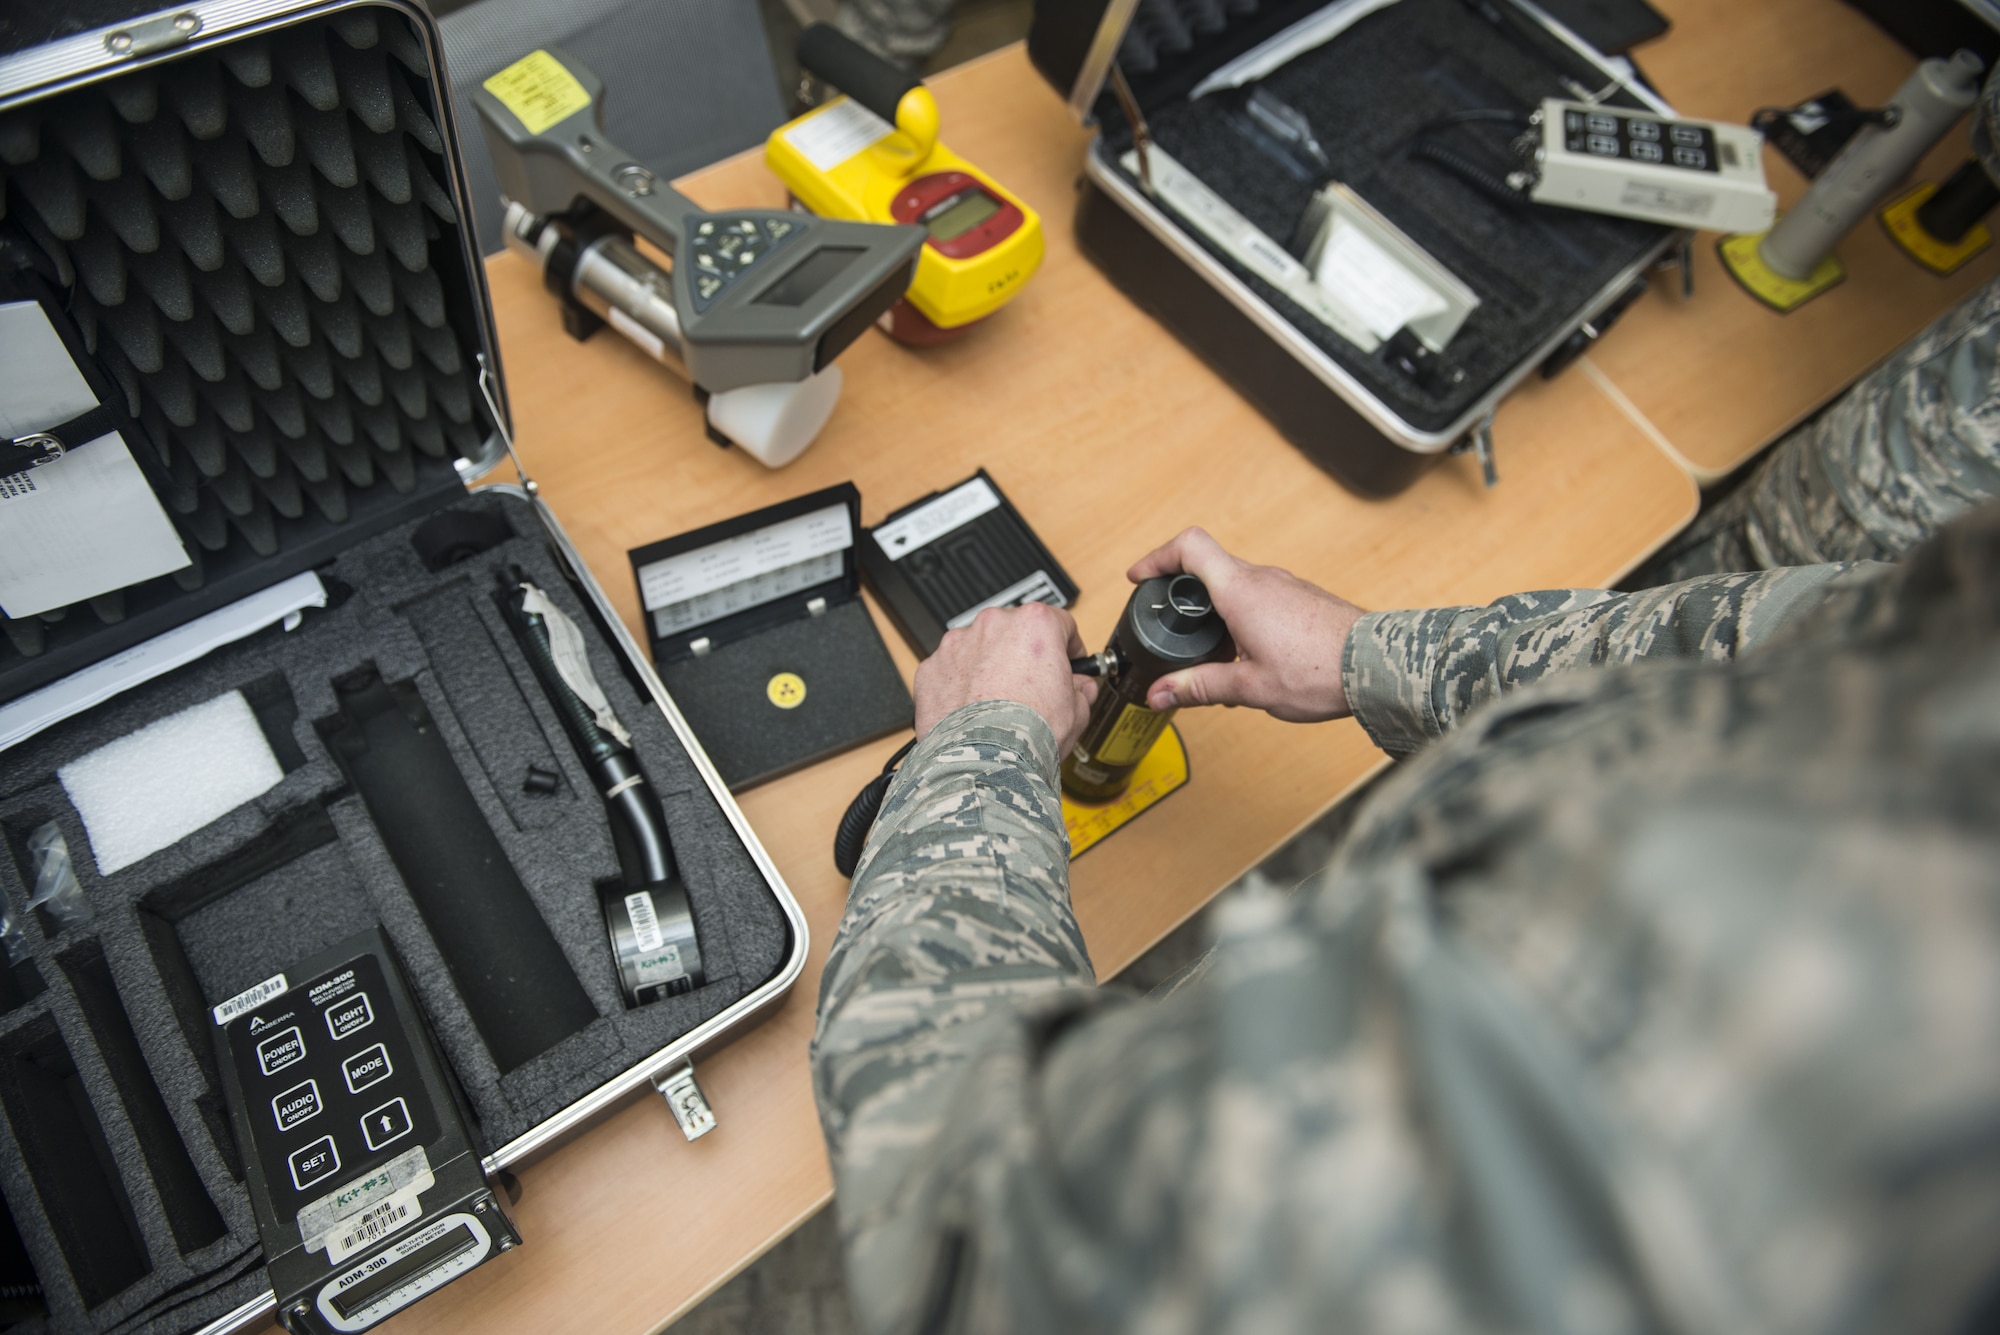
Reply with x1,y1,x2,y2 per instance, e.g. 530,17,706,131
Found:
1530,98,1776,233
214,929,517,1334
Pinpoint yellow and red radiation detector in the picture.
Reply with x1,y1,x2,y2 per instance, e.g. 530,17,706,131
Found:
765,25,1043,344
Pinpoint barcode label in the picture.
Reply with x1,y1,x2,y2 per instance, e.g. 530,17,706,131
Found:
625,891,664,952
328,1197,420,1262
213,972,287,1025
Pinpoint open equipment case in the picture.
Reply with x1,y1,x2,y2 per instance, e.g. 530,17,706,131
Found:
1028,0,1686,496
0,2,807,1331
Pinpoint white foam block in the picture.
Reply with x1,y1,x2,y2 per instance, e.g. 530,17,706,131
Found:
59,691,285,875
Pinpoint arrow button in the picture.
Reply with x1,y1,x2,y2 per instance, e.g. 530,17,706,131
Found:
361,1096,413,1151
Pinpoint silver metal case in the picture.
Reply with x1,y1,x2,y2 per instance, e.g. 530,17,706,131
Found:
0,4,808,1332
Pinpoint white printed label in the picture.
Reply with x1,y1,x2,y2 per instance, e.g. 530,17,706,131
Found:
1313,218,1448,340
326,1196,421,1262
640,502,852,610
649,550,842,639
213,973,288,1026
782,97,894,173
872,478,1001,559
625,890,664,952
633,942,687,986
521,584,631,747
606,306,667,361
298,1145,435,1259
1618,181,1713,219
944,569,1066,629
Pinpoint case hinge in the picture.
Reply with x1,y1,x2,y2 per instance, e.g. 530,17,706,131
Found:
654,1063,717,1141
104,11,201,58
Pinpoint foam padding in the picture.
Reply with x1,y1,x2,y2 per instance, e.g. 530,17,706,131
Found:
58,691,283,875
1098,0,1672,435
0,491,795,1333
659,599,914,791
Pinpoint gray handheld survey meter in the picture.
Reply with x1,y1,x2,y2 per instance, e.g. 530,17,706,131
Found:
474,48,925,466
214,929,517,1334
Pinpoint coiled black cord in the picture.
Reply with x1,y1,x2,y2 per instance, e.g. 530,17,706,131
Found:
1412,138,1529,208
833,738,917,879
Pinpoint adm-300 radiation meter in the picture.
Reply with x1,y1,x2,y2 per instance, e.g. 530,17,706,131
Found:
767,25,1044,345
475,49,924,467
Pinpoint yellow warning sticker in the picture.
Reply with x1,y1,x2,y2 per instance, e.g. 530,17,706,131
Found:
766,672,806,709
1095,703,1167,767
483,51,591,136
1062,725,1190,859
1716,226,1845,314
1880,183,1992,276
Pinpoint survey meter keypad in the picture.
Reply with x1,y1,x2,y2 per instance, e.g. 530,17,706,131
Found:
226,953,440,1207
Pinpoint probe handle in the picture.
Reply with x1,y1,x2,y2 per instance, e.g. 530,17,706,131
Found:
798,24,922,127
473,47,699,256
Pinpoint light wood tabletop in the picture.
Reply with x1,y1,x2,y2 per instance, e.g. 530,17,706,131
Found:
385,40,1697,1335
1582,0,2000,483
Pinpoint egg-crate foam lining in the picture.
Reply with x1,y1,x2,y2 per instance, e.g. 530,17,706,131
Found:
0,4,491,705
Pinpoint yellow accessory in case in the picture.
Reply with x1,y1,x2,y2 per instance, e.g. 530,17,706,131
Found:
765,25,1044,343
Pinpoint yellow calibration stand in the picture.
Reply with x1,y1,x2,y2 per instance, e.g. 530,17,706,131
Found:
1061,727,1190,859
766,25,1043,345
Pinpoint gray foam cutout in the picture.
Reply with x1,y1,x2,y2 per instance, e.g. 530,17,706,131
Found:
0,491,793,1332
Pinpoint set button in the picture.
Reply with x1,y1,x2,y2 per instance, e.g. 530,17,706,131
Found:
289,1136,340,1191
342,1043,393,1095
256,1026,304,1076
272,1079,322,1131
325,992,374,1041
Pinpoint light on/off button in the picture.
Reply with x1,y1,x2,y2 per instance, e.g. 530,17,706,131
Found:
325,992,373,1040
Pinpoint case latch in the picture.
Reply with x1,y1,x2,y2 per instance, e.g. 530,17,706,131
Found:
1450,410,1499,489
654,1063,717,1140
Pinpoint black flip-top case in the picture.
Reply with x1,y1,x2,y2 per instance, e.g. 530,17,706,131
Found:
0,4,807,1331
1028,0,1682,496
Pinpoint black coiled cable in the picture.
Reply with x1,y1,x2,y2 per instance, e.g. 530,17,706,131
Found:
1412,138,1529,208
833,738,917,879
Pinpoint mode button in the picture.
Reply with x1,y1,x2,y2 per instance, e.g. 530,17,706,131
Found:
342,1043,393,1094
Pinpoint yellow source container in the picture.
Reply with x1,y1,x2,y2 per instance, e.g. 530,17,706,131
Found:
766,84,1043,340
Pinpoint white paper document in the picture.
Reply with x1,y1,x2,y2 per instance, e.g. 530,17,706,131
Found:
0,300,189,618
1314,218,1449,340
0,571,328,752
637,502,853,637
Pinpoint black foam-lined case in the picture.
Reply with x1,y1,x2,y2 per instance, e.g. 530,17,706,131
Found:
0,4,808,1331
1027,0,1681,496
628,484,914,792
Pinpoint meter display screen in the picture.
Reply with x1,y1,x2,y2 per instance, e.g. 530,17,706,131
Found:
755,246,862,307
924,191,1000,242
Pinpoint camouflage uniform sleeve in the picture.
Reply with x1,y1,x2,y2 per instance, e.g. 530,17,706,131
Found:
1640,272,2000,582
1341,563,1881,756
811,697,1096,1207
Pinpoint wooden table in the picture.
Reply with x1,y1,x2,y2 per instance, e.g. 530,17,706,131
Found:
385,41,1697,1335
1583,0,2000,482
